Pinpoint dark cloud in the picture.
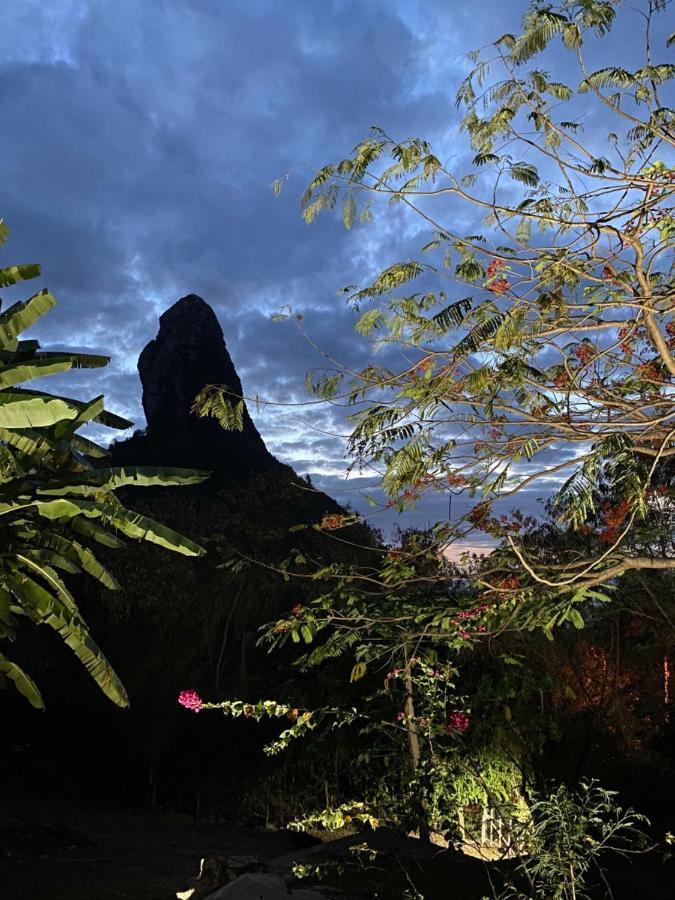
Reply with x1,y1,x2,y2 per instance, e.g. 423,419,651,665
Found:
1,1,664,537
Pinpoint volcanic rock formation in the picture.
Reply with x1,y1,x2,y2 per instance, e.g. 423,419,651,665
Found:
114,294,279,475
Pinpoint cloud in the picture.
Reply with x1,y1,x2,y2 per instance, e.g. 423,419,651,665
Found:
3,0,661,537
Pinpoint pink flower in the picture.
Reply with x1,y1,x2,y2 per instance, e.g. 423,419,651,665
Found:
445,710,470,733
396,711,406,721
178,689,203,713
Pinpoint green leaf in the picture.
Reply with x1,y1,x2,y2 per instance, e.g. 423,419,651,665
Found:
350,661,367,682
21,527,119,589
0,392,80,428
0,654,44,709
0,357,74,390
579,67,635,94
509,163,539,186
0,264,41,288
473,152,500,166
31,497,206,557
355,309,386,336
4,572,128,708
342,194,357,230
0,289,56,348
16,553,79,615
0,426,57,459
17,390,132,432
432,297,473,333
38,466,209,497
567,608,585,630
516,217,531,243
70,516,125,549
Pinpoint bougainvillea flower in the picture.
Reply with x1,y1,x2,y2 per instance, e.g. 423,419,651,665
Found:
178,689,203,713
445,710,470,733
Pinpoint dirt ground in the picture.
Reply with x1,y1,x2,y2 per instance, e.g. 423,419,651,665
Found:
0,799,317,899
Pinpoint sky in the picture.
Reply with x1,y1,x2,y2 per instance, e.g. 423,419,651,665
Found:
0,0,669,541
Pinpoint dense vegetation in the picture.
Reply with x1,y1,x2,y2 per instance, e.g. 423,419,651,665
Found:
0,233,205,709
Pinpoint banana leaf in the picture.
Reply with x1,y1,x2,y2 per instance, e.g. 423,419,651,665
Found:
0,654,44,709
16,554,80,613
20,547,80,577
68,433,109,459
8,388,132,431
0,263,41,288
0,357,73,390
0,426,60,460
99,504,206,556
4,572,128,708
0,393,80,429
32,497,206,557
0,289,55,347
53,395,105,441
35,351,110,369
70,516,126,549
19,527,119,589
38,466,209,496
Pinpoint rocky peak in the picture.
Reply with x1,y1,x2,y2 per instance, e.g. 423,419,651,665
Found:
119,294,278,474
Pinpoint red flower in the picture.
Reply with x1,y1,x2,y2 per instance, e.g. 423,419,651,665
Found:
636,362,664,385
574,342,594,364
600,500,630,543
486,258,505,278
447,473,467,487
499,574,521,590
319,512,349,530
488,277,510,294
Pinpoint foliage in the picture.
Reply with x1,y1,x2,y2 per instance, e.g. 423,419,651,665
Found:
174,4,670,886
183,535,546,838
505,780,649,900
0,223,206,709
192,384,245,432
288,801,379,833
297,0,674,601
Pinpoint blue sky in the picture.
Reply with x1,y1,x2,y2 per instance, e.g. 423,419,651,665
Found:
0,0,670,538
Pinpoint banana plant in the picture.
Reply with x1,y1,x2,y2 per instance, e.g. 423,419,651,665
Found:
0,221,207,709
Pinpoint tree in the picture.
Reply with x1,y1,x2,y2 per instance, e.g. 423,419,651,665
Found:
187,2,673,874
299,0,674,603
0,221,206,709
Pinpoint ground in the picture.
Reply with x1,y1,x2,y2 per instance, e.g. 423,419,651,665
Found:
0,800,314,899
1,799,673,899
